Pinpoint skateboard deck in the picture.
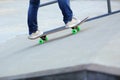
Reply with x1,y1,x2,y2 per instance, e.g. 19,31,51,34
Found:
38,17,88,44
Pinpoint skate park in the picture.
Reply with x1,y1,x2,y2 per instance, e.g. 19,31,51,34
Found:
0,0,120,80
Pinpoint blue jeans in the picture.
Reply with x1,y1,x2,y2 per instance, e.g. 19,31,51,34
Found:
28,0,73,35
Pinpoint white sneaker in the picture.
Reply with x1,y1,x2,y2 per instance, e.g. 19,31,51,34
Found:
65,17,81,28
28,30,43,40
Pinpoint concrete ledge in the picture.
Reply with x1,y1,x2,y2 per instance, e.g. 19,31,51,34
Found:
0,64,120,80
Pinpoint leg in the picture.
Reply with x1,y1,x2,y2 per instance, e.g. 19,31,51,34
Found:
57,0,73,24
27,0,40,35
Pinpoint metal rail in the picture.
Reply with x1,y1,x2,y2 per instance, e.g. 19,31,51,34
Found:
87,0,120,21
39,0,57,7
107,0,112,13
39,0,120,21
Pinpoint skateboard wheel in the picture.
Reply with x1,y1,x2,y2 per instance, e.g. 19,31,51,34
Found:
72,29,77,34
39,39,44,44
77,26,81,31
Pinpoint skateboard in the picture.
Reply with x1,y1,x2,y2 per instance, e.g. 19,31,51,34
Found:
38,17,88,44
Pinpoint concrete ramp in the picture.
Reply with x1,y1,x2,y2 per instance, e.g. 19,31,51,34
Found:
0,13,120,79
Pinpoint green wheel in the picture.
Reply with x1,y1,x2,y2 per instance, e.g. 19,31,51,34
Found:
39,39,45,44
77,26,81,31
72,29,78,34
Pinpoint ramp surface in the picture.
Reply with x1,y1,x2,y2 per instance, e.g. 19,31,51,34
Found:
0,13,120,79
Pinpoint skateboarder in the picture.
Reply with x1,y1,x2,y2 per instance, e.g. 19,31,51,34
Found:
28,0,80,39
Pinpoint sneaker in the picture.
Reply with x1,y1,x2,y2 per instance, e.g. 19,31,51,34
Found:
65,17,81,28
28,30,43,40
